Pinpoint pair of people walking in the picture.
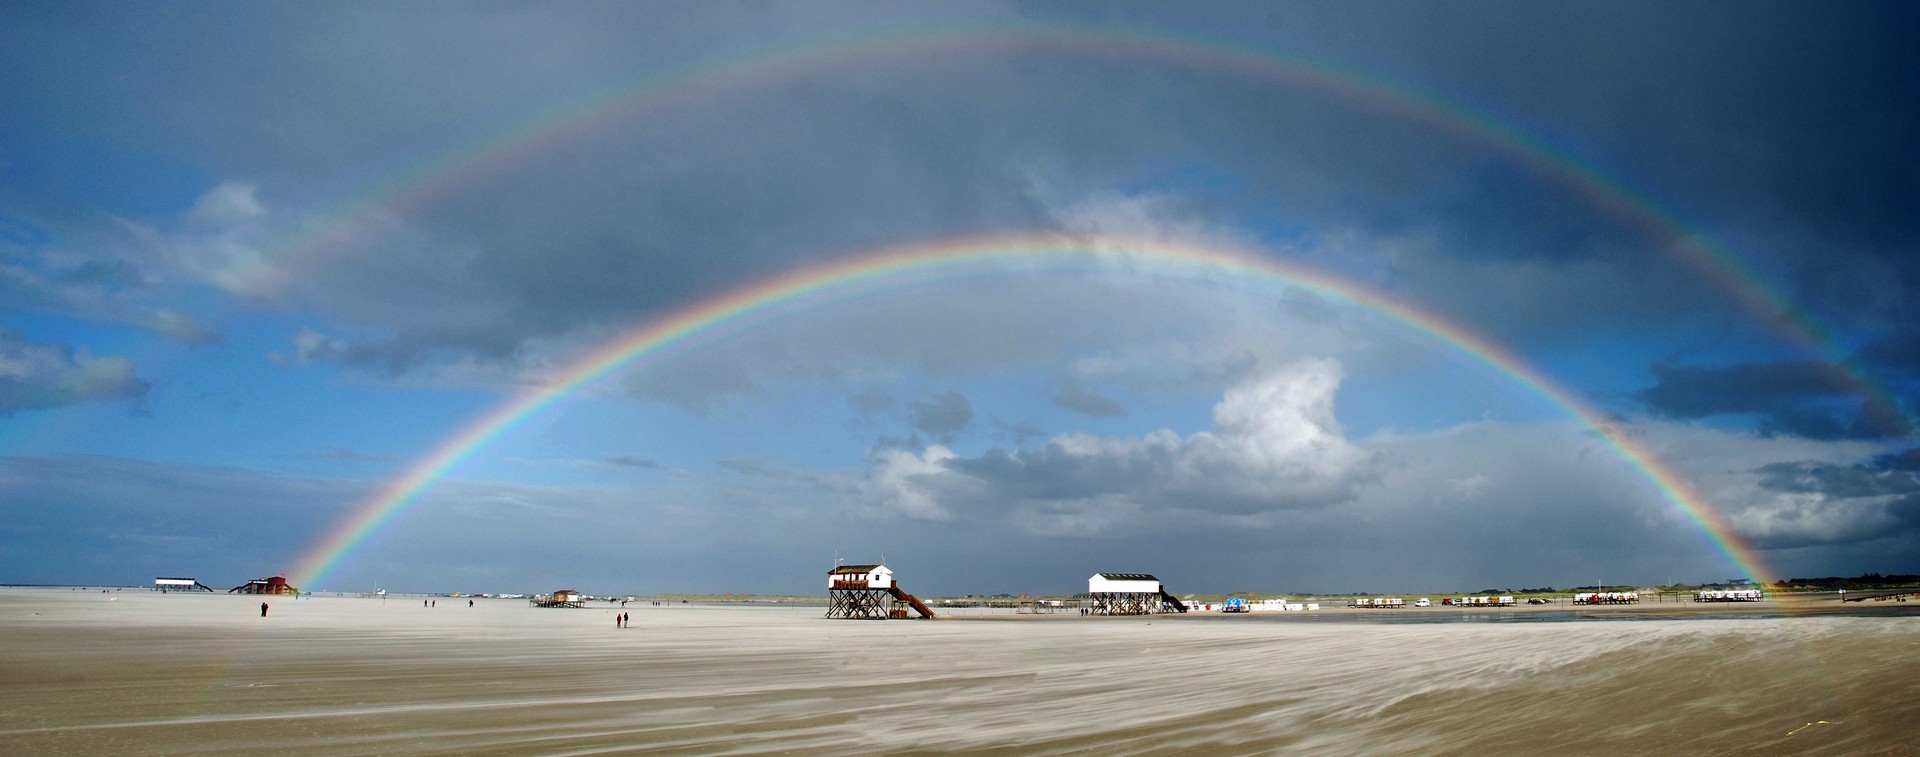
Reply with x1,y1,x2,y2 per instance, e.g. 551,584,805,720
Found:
616,612,631,628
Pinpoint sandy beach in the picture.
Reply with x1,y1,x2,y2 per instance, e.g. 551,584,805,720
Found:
3,588,1916,755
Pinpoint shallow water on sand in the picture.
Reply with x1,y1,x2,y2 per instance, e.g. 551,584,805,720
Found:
2,590,1915,755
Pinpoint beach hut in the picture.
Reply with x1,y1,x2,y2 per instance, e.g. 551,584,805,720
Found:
1087,573,1188,615
828,564,892,590
826,563,933,619
533,589,586,608
154,576,214,593
1693,589,1763,602
228,575,300,595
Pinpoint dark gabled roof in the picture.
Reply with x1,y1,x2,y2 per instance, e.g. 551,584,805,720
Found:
1095,572,1160,581
829,564,883,574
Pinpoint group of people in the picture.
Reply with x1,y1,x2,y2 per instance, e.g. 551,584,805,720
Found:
616,612,631,628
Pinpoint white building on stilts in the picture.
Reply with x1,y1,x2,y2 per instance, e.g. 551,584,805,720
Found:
826,563,934,619
1088,573,1188,615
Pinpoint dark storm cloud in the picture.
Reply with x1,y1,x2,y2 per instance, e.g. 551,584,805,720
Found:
10,3,1915,386
1636,360,1912,440
0,328,147,414
1740,453,1920,550
1874,448,1920,472
1083,3,1920,351
1755,456,1920,500
1859,329,1920,380
266,56,1068,374
1230,2,1920,253
909,391,973,441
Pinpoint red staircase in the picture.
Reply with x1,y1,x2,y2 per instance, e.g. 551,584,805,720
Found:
886,586,937,618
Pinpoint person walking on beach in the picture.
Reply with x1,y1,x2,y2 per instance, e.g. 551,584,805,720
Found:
260,602,269,617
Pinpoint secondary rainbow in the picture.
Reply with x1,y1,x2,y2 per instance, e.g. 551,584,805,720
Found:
213,23,1900,438
291,234,1776,589
229,22,1883,396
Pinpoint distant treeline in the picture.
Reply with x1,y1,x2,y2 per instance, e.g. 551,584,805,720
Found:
1773,573,1920,589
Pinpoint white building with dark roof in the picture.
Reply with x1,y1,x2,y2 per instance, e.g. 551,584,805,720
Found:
1088,572,1187,615
1088,572,1162,594
827,564,893,590
825,562,931,619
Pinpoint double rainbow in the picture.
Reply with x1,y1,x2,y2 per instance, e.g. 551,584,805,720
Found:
291,235,1773,589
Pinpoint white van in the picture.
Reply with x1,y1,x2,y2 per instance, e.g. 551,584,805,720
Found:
1414,598,1431,607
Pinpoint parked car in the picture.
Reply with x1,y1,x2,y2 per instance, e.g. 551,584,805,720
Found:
1414,598,1431,607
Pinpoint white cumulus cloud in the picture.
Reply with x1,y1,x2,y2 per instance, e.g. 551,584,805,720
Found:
864,358,1380,531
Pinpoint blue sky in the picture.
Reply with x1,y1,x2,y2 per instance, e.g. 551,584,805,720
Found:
3,2,1916,595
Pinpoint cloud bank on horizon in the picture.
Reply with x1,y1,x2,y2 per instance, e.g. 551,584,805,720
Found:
2,2,1915,594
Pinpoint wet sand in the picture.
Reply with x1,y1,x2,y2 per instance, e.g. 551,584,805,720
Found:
3,589,1916,755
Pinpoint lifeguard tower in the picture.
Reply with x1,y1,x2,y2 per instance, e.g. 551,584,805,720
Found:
826,563,934,619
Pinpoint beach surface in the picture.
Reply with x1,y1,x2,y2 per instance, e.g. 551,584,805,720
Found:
3,589,1916,755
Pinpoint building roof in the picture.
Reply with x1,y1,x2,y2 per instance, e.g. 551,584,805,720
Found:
1093,572,1160,581
828,564,883,574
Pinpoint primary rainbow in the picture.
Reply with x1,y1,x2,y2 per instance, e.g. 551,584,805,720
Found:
291,234,1775,589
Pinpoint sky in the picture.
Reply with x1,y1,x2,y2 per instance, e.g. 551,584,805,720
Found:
2,2,1916,596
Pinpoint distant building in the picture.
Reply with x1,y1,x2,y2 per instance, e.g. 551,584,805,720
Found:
533,589,586,608
154,576,214,593
827,564,892,590
229,575,299,595
1087,573,1188,615
1088,572,1161,595
826,563,931,619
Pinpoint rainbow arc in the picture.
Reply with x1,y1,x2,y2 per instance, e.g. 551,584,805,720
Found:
291,235,1774,590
